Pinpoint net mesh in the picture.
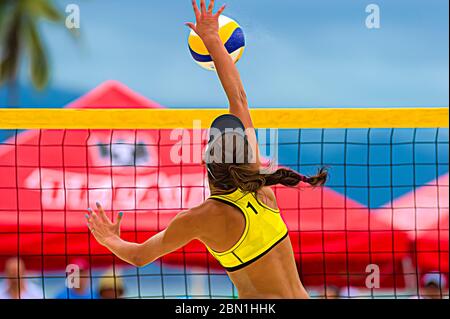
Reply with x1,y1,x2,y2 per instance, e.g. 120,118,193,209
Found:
0,127,448,299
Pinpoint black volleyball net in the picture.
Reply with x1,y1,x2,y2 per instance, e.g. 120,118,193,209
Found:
0,110,448,299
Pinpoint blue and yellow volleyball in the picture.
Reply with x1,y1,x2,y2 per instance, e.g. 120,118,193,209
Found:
188,15,245,71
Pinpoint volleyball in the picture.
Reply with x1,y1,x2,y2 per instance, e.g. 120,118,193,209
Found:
188,15,245,71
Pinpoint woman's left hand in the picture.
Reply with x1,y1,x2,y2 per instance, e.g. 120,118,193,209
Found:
86,202,123,246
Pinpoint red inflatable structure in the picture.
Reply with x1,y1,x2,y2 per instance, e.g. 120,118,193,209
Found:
379,173,449,276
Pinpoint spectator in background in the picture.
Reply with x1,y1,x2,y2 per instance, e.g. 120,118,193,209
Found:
0,257,42,299
420,273,448,299
339,286,361,299
54,258,95,299
324,285,340,299
98,268,125,299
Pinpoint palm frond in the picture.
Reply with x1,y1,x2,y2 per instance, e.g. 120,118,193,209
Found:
0,0,14,55
0,0,68,99
0,10,21,86
27,0,62,22
24,17,49,90
0,53,17,85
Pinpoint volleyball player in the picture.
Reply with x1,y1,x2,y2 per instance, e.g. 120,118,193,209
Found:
86,0,327,299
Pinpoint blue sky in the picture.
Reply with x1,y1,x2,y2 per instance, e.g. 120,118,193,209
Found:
0,0,448,108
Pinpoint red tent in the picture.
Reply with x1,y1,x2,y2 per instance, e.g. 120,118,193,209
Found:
377,173,449,284
66,80,163,109
274,186,410,288
0,81,411,288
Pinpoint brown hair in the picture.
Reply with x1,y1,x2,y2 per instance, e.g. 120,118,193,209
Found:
208,163,328,194
206,132,328,194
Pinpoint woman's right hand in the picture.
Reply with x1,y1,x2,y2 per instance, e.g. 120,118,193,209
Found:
186,0,226,41
86,202,123,247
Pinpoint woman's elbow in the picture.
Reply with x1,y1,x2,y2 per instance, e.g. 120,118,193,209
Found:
130,259,146,268
130,257,143,268
131,255,152,268
129,247,153,268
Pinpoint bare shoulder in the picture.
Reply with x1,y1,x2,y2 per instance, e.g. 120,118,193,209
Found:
186,200,219,218
188,199,232,242
260,186,276,199
258,186,279,209
177,200,220,230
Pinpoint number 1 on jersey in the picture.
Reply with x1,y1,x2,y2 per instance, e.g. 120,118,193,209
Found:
247,202,258,215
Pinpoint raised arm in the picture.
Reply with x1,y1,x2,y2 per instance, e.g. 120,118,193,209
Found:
86,203,202,267
186,0,260,164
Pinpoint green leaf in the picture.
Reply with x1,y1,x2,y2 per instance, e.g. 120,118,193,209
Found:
0,0,14,44
27,0,62,22
24,18,49,90
0,0,72,93
0,12,21,87
0,46,19,86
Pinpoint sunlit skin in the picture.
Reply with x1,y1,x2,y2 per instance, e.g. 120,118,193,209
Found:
74,268,89,295
99,287,124,299
86,0,309,299
421,283,446,299
4,257,26,299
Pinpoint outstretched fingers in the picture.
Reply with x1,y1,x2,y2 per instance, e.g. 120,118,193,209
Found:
115,211,124,227
208,0,215,13
192,0,200,19
85,208,98,232
200,0,207,14
185,22,197,33
95,202,111,224
214,4,226,17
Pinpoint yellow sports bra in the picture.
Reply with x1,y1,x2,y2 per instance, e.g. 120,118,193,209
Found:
206,188,289,272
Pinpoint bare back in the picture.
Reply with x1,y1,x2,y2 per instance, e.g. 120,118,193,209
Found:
198,187,309,299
